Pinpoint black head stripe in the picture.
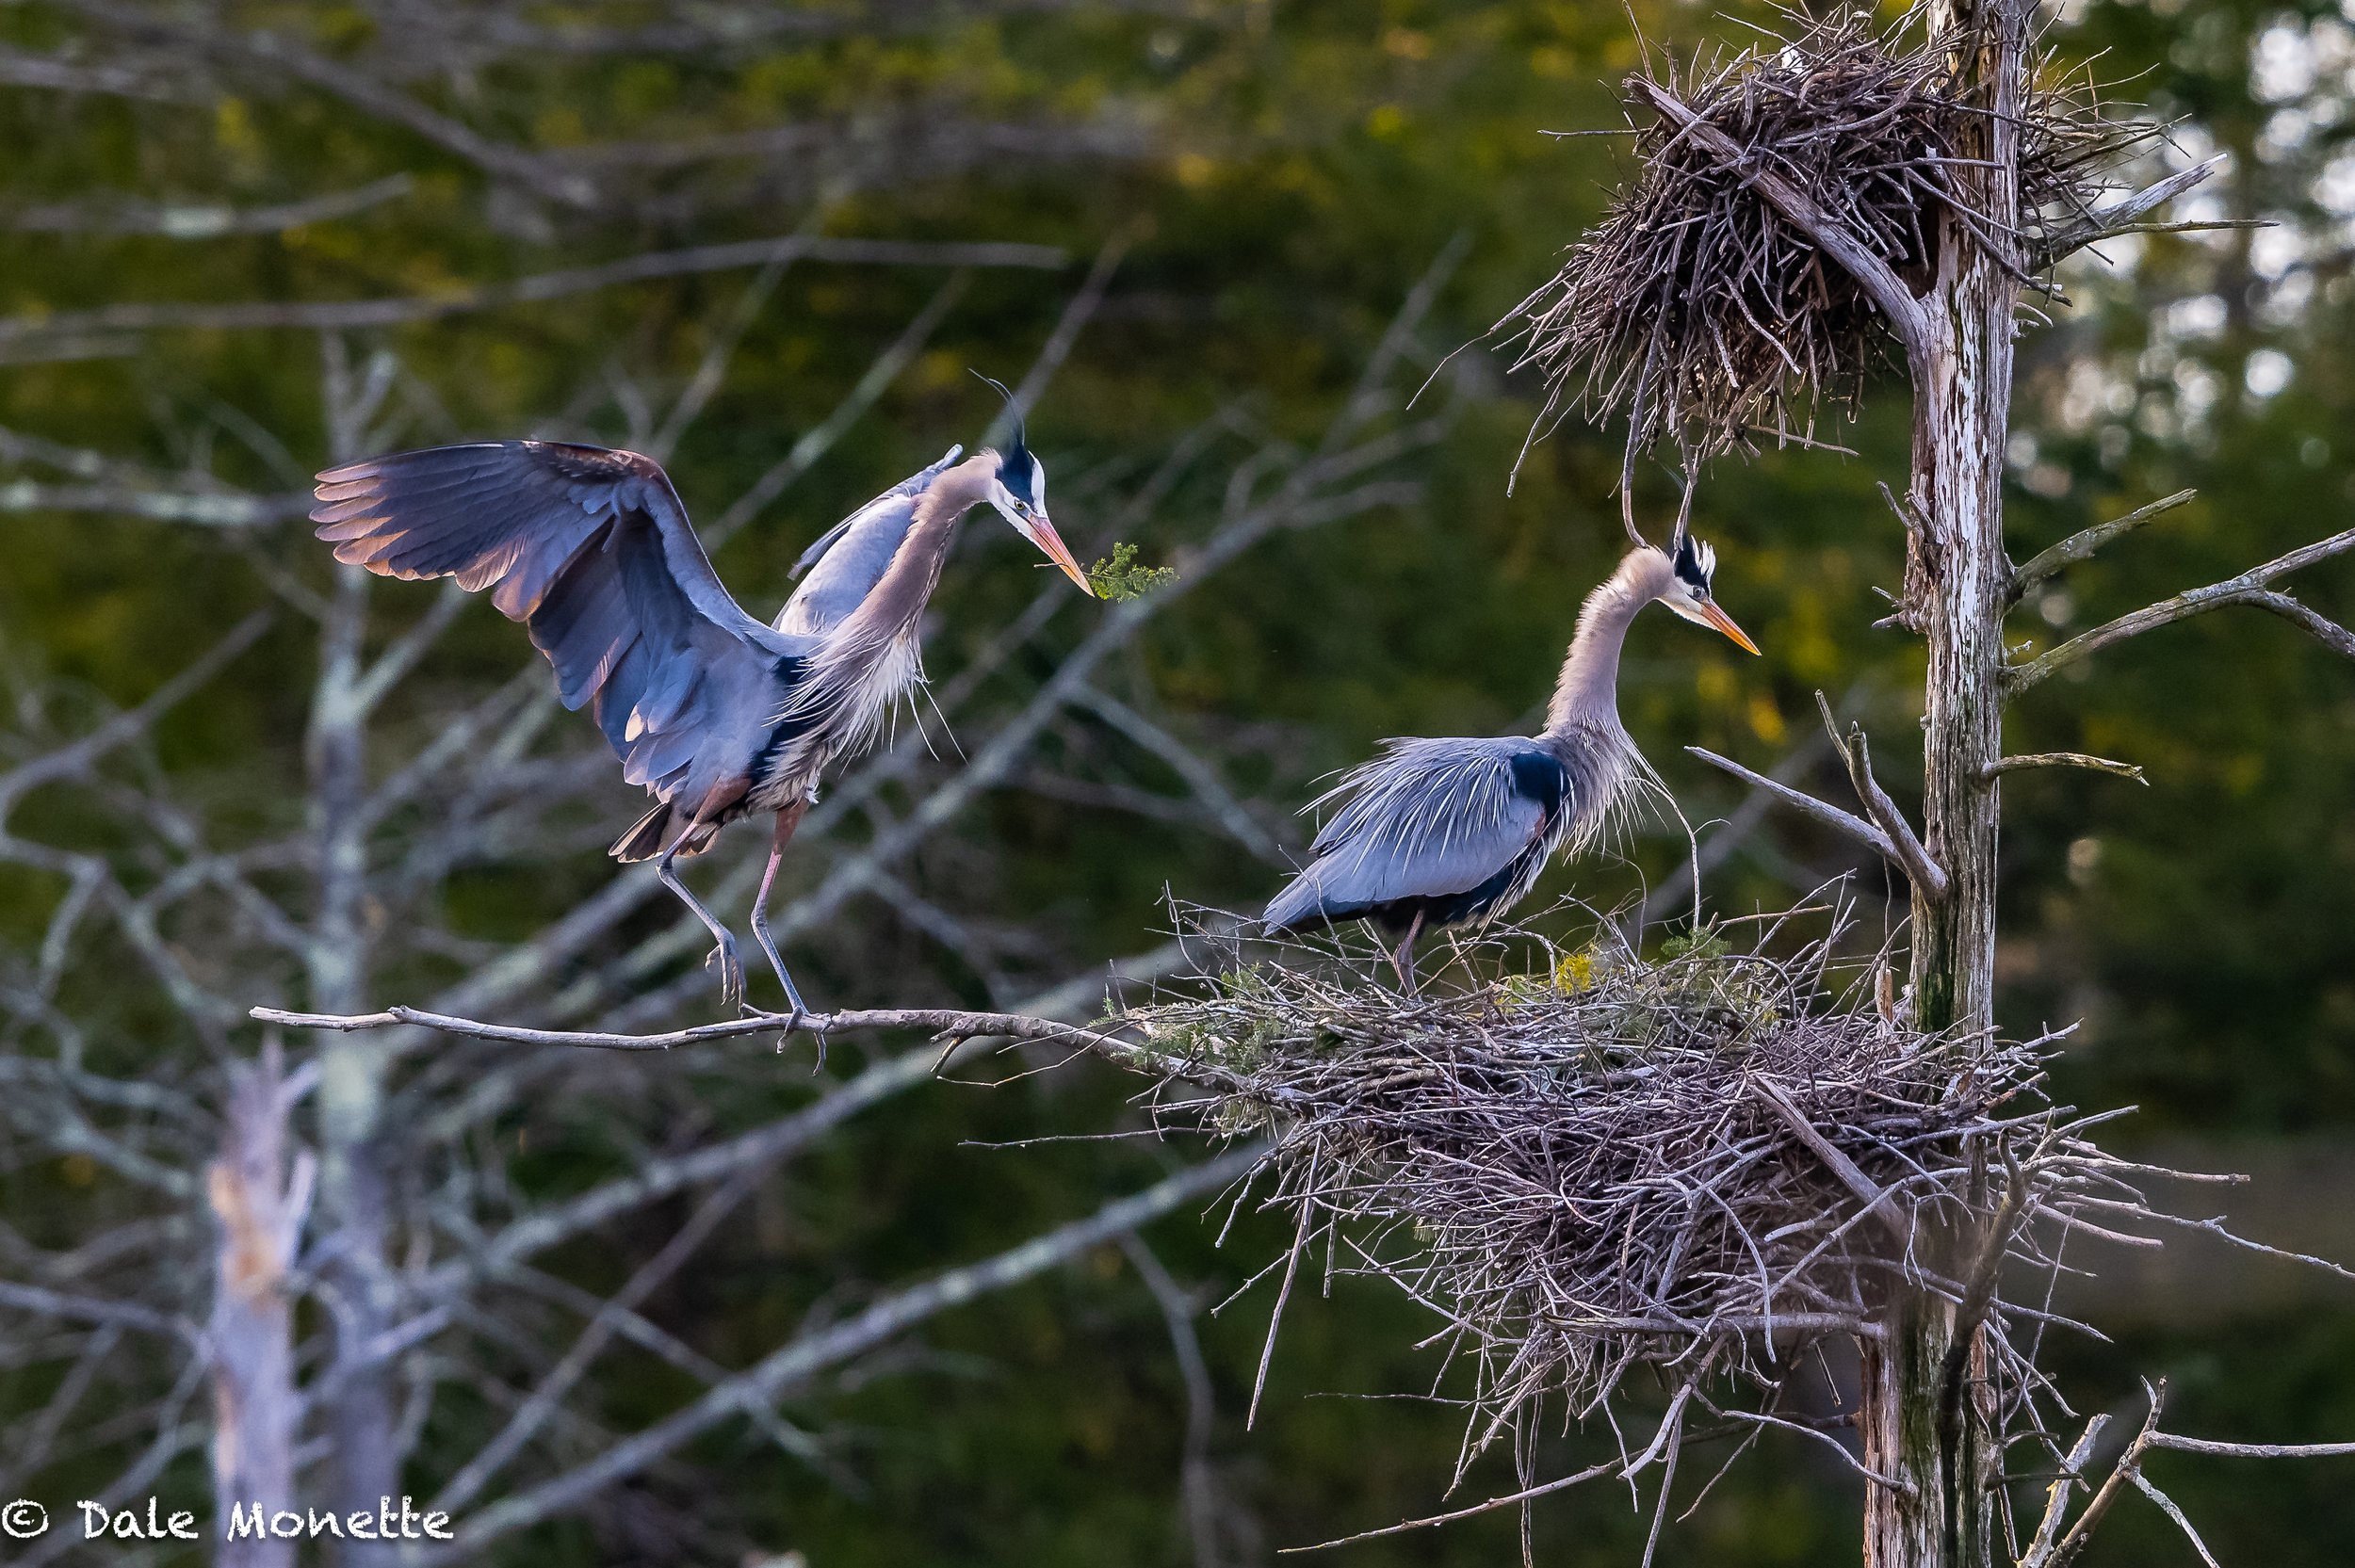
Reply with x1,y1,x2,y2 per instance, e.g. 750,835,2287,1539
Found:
1673,532,1716,593
1001,442,1039,507
971,370,1038,506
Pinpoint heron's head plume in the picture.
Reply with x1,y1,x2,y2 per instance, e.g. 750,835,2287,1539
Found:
971,371,1092,594
1651,531,1759,655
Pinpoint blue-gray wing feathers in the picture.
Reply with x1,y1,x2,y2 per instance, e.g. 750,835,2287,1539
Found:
1264,737,1570,929
313,441,804,807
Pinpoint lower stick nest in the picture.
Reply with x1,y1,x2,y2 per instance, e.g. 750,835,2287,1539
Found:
1120,909,2183,1475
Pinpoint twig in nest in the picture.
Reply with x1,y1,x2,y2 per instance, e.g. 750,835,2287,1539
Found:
1116,903,2204,1491
1500,9,2142,485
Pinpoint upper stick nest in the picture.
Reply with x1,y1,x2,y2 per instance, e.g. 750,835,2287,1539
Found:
1122,907,2203,1477
1503,11,2132,478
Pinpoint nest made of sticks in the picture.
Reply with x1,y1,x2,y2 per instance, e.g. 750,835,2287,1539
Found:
1504,10,2134,478
1123,907,2204,1476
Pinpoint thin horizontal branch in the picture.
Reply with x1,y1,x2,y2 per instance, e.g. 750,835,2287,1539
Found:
0,1280,193,1341
1686,747,1901,873
1626,75,1928,357
0,477,309,526
1982,752,2146,784
2010,490,2196,604
1284,1458,1622,1551
2039,156,2223,263
66,0,595,207
248,1001,1196,1082
0,234,1066,345
0,45,188,101
2146,1432,2355,1460
2008,525,2355,691
428,1150,1262,1561
7,176,414,237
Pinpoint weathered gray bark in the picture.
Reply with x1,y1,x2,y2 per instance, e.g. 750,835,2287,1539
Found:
1860,1,2025,1563
209,1049,311,1568
310,356,402,1565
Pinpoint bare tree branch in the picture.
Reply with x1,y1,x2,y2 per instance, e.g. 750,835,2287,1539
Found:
2007,525,2355,691
2038,155,2224,263
1121,1233,1230,1568
426,1150,1261,1560
8,177,414,237
0,612,272,816
0,234,1064,348
2009,490,2196,604
0,471,310,525
0,44,190,101
1813,693,1950,900
248,1002,1208,1086
1684,747,1904,875
1982,752,2146,784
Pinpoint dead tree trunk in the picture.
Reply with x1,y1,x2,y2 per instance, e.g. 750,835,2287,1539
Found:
309,349,403,1565
1861,1,2025,1563
209,1047,311,1568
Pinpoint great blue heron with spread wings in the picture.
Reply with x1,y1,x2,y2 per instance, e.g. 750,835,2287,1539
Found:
310,388,1094,1017
1263,522,1758,989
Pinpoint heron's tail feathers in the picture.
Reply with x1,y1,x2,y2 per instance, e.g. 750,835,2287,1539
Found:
609,800,723,862
1261,871,1332,933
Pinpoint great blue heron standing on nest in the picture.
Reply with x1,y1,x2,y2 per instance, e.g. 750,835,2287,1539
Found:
310,390,1094,1018
1262,524,1758,989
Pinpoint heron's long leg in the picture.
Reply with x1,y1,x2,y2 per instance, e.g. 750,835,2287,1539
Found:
658,832,742,1010
1386,910,1426,995
749,800,811,1017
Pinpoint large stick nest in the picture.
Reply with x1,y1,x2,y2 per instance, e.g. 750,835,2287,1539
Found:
1504,11,2134,476
1124,908,2223,1477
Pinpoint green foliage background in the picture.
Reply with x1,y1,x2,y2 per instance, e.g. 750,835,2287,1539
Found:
3,0,2354,1561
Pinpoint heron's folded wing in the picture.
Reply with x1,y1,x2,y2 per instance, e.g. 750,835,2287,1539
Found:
313,441,811,800
1267,737,1566,924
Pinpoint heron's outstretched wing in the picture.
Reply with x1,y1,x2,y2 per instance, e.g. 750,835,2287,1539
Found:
777,445,962,638
1263,736,1569,929
312,441,806,804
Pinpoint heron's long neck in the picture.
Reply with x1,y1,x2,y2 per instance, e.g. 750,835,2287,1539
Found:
833,461,988,647
1543,559,1651,736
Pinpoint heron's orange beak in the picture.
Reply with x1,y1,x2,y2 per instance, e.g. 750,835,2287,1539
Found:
1699,599,1760,655
1029,512,1096,595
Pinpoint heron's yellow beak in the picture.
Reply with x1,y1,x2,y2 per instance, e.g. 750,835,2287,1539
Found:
1029,512,1096,595
1699,599,1760,655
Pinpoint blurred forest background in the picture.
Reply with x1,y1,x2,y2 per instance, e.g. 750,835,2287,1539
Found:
3,0,2354,1563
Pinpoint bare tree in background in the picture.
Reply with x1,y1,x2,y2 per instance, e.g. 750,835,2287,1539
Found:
0,5,1458,1560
